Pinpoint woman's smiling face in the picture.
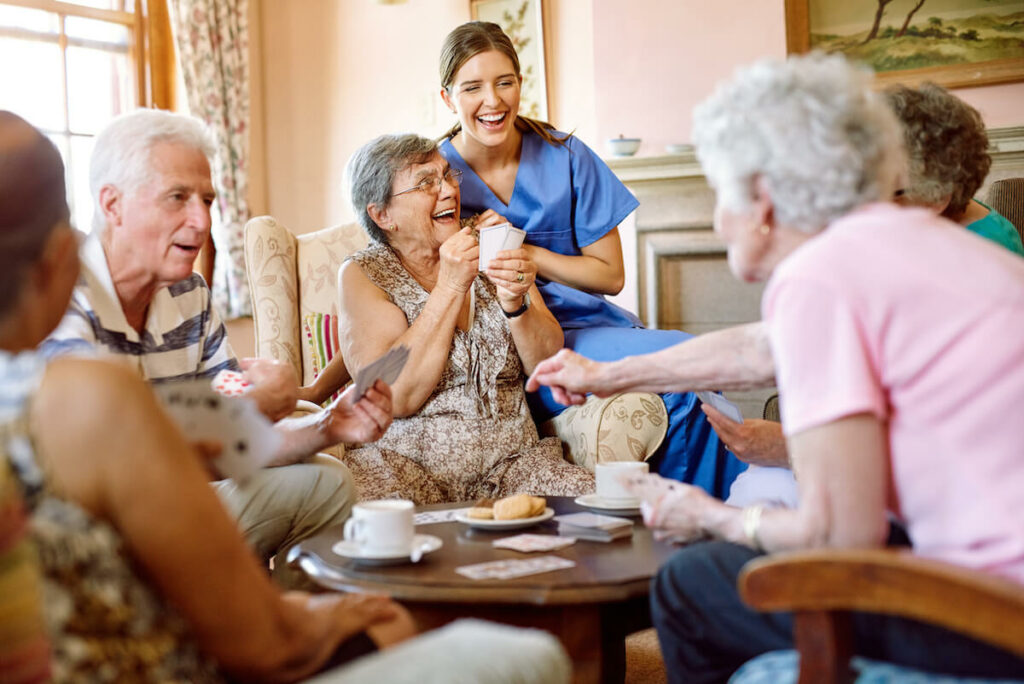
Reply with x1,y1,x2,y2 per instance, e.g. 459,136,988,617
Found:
385,153,462,248
444,49,522,148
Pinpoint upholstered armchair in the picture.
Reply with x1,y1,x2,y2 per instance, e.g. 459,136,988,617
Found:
243,215,667,473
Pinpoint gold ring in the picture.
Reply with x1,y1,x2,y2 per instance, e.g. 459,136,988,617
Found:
516,271,525,282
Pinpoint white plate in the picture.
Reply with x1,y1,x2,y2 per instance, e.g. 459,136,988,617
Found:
575,494,642,516
331,534,442,565
454,507,555,530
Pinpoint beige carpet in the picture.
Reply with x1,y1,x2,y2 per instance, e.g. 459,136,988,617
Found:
625,628,667,684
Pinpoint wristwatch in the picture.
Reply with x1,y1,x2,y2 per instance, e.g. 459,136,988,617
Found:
502,292,531,319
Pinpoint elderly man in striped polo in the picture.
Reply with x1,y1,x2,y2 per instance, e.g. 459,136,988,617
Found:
42,109,391,577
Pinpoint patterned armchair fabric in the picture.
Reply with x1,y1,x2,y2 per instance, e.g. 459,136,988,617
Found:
243,216,667,470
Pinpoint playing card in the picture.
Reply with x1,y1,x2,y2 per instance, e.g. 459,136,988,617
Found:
455,555,575,580
500,226,526,251
620,472,683,508
414,509,462,525
478,223,510,271
492,534,576,553
154,379,282,485
696,390,744,423
211,369,252,397
353,345,410,399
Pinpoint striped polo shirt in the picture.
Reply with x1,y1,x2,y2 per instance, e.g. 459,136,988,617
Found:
41,231,240,383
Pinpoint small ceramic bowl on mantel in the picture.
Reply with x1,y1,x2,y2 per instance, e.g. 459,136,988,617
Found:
665,143,694,155
606,135,641,157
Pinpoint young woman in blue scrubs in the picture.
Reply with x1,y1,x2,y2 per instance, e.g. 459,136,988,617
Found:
436,21,745,497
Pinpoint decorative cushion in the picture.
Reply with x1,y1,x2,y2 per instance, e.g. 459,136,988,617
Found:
303,312,343,405
730,649,1024,684
540,393,668,472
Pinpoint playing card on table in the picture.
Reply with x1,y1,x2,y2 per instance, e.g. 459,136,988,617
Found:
492,534,576,553
353,345,410,400
414,509,462,525
154,379,282,485
696,391,744,423
477,223,510,271
455,555,576,580
211,369,252,397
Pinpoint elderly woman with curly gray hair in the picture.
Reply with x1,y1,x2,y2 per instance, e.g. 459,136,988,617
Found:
335,133,594,504
886,81,1023,255
529,53,1024,683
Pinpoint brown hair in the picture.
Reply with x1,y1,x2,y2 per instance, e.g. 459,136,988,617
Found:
438,21,569,148
0,111,69,319
884,83,990,219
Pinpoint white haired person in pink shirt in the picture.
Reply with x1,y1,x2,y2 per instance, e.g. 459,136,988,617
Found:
529,52,1024,684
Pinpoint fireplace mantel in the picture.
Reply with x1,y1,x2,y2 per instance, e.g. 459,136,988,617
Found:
602,126,1024,418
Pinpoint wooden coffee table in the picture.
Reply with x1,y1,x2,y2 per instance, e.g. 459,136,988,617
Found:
289,497,677,684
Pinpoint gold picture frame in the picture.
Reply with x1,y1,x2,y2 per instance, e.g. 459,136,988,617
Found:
785,0,1024,88
470,0,549,120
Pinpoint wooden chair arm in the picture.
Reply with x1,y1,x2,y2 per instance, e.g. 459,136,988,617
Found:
739,548,1024,658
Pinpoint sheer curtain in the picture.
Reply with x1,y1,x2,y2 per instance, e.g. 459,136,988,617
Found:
170,0,252,318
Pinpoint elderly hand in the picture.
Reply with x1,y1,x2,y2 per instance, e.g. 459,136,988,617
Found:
472,208,508,230
240,358,299,422
322,379,393,446
485,245,537,306
525,348,612,405
622,472,714,544
437,225,479,294
702,404,789,468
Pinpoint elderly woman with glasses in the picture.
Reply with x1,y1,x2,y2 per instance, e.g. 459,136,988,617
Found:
336,133,594,503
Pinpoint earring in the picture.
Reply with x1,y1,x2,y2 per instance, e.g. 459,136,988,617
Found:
389,224,397,232
758,224,770,235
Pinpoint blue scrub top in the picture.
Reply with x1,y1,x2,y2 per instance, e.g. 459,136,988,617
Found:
440,131,642,329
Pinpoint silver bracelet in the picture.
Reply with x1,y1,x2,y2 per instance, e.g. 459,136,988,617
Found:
742,504,765,552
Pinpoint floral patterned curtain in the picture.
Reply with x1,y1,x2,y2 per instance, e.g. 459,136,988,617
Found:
169,0,251,318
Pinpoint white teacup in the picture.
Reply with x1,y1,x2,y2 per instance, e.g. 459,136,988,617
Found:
595,461,649,505
343,499,415,554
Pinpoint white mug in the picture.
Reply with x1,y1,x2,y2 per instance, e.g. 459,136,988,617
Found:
343,499,415,554
595,461,649,505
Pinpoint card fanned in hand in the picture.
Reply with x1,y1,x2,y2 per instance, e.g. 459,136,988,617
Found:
553,512,633,542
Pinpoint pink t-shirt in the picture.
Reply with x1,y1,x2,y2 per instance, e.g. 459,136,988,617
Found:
763,203,1024,584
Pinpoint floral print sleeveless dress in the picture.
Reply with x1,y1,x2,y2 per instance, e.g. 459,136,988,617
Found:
342,242,594,504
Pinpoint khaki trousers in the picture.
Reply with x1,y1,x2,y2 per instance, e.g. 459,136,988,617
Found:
213,454,354,565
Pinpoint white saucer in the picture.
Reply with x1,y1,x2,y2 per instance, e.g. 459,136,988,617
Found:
575,494,642,516
331,534,442,565
454,507,555,530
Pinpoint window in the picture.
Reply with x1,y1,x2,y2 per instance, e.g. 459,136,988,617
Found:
0,0,173,233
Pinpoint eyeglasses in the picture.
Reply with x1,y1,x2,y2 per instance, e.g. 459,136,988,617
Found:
391,168,463,197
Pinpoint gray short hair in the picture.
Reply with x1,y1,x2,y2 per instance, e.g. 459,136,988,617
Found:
347,133,439,243
90,109,216,232
693,52,905,233
884,83,990,219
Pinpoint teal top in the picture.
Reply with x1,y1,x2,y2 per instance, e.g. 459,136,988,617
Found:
968,200,1024,256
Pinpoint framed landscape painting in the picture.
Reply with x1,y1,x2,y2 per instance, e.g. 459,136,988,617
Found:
785,0,1024,88
470,0,548,120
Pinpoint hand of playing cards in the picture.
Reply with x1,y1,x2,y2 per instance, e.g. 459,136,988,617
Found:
696,391,744,423
477,222,526,271
354,345,410,400
155,378,282,485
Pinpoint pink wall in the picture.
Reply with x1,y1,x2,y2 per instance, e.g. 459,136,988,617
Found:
254,0,1024,232
259,0,469,234
591,0,1024,158
592,0,787,157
